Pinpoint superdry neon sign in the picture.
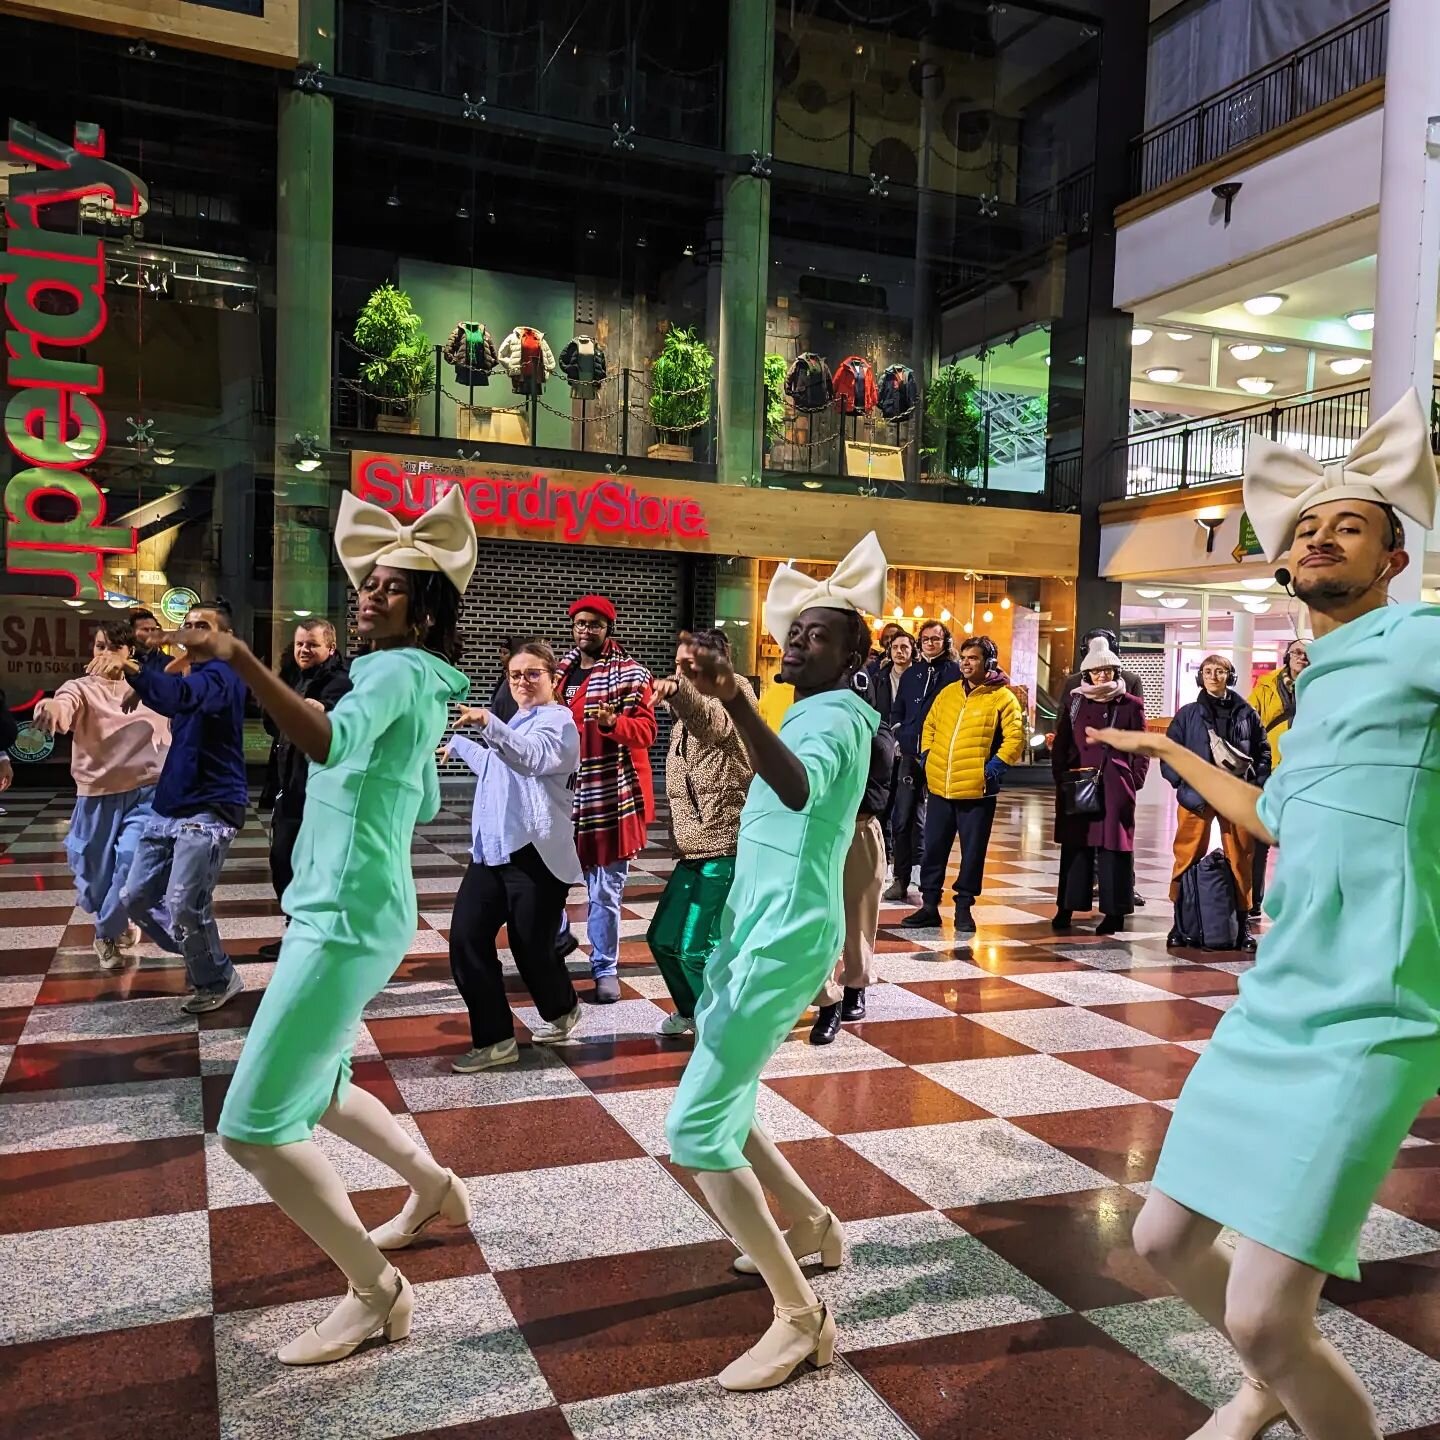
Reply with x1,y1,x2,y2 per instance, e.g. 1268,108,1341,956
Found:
2,121,147,598
356,454,709,543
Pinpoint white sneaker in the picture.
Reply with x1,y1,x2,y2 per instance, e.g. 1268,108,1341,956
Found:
531,1004,583,1046
657,1011,695,1037
93,937,124,971
451,1039,519,1072
117,922,142,951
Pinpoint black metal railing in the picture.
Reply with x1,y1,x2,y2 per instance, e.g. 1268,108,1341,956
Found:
1116,384,1440,501
1045,449,1082,512
1131,3,1387,196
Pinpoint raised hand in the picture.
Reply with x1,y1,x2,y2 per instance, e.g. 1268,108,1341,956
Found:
652,676,680,706
86,651,135,680
166,626,237,669
676,631,737,702
594,701,618,730
1087,725,1168,757
31,699,59,736
454,704,490,729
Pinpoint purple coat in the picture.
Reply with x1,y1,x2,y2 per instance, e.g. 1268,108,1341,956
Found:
1051,691,1149,852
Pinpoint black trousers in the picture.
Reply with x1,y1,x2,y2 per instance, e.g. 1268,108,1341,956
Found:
1057,845,1135,919
449,845,577,1047
891,754,928,884
1251,842,1271,910
269,807,303,907
920,794,997,907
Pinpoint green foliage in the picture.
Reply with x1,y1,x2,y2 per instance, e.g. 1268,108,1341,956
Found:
353,282,435,412
648,327,714,440
763,353,789,445
922,362,984,482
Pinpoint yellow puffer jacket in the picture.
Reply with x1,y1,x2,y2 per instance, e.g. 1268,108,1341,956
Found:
921,677,1027,800
1248,668,1296,766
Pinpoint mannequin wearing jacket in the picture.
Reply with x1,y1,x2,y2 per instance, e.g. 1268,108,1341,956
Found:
559,336,608,397
497,327,557,394
442,322,498,387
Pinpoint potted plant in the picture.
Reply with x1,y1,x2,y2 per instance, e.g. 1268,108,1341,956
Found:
647,326,714,461
921,361,984,484
353,282,435,435
763,353,788,461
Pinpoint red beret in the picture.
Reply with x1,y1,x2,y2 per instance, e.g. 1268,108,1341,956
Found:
569,594,616,625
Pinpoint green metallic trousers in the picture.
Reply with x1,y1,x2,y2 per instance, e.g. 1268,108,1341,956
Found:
646,855,736,1018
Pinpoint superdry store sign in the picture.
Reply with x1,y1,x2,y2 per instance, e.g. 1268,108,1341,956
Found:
2,121,148,598
354,453,710,544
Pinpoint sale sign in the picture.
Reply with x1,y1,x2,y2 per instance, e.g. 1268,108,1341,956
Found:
0,600,108,705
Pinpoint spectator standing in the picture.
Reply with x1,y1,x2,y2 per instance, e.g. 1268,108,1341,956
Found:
902,636,1025,933
648,630,755,1038
1163,654,1271,949
487,635,524,724
885,620,959,902
556,594,656,1003
1057,626,1146,705
1245,638,1308,916
870,629,912,726
259,620,352,959
1050,635,1148,935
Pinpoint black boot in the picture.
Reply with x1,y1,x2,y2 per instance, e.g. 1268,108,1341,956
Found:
882,878,909,903
900,904,942,928
840,986,866,1022
810,1004,842,1045
1132,890,1146,909
1096,914,1124,935
1051,910,1073,932
954,903,976,935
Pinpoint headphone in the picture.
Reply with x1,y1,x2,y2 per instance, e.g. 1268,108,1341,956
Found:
963,634,998,668
1281,638,1306,668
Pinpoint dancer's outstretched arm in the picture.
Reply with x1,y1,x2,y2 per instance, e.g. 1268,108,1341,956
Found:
1087,725,1275,845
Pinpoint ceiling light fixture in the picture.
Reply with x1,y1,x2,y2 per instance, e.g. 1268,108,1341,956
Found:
1196,514,1225,552
1158,596,1190,609
1239,577,1273,591
1244,600,1272,614
962,620,974,634
1134,586,1166,599
1345,309,1375,332
982,609,994,623
1146,366,1182,384
1328,356,1366,376
1000,596,1011,609
1130,327,1153,346
1166,331,1193,341
1236,376,1274,395
385,188,401,208
1243,293,1286,316
1228,342,1263,361
455,200,470,219
912,605,923,617
1263,344,1288,353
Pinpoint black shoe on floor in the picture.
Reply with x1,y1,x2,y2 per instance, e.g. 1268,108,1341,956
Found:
900,905,942,928
556,933,580,961
1051,910,1073,932
1132,891,1146,908
840,986,866,1022
592,974,621,1003
882,879,909,903
1096,914,1124,935
1247,903,1263,919
954,904,976,935
810,1004,842,1045
257,939,283,960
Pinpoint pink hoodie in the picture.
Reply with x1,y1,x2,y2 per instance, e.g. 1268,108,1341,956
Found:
46,676,170,796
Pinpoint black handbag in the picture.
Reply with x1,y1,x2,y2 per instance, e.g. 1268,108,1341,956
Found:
1061,765,1105,817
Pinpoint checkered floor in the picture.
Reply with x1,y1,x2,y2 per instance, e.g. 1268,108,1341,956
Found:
2,786,1438,1440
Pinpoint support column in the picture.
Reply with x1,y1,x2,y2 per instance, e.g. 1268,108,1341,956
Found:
1231,609,1254,695
271,0,337,658
1370,0,1440,601
713,0,775,675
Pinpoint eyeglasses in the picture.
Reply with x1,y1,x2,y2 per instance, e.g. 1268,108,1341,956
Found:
508,668,548,683
572,619,608,632
919,634,944,646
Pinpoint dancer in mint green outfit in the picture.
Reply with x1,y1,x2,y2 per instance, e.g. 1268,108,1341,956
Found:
1092,390,1440,1440
183,485,480,1369
666,533,885,1394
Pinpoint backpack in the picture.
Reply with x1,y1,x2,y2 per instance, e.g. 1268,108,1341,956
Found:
1171,849,1240,949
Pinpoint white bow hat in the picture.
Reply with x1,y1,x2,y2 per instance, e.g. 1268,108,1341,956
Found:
335,484,478,594
764,531,889,647
1079,636,1123,674
1242,388,1438,561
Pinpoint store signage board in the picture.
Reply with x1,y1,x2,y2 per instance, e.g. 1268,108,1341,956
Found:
2,120,147,599
354,453,709,544
1231,511,1264,564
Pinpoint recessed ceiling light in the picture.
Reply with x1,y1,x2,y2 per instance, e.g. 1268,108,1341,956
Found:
1131,327,1153,346
1166,331,1193,341
1146,366,1182,383
1239,577,1273,591
1244,600,1272,613
1243,293,1286,315
1134,587,1166,599
1228,343,1263,361
1345,309,1375,331
1263,344,1288,353
1329,356,1366,376
1158,596,1191,609
1236,376,1274,395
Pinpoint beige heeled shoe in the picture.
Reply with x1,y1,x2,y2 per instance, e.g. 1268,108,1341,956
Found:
718,1302,836,1392
1187,1374,1290,1439
277,1267,414,1366
733,1208,843,1276
370,1169,473,1251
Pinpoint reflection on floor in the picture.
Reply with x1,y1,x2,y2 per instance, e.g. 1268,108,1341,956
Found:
2,788,1438,1439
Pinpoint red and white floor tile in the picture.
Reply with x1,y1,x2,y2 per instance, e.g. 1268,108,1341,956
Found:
2,789,1439,1438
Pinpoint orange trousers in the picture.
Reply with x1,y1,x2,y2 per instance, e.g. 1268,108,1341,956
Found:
1170,805,1254,913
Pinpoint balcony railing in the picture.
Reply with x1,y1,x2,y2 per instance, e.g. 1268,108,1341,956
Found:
1116,384,1440,501
1130,3,1388,196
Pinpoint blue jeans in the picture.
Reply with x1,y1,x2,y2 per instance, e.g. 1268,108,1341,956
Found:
66,787,155,942
558,859,629,978
122,812,238,989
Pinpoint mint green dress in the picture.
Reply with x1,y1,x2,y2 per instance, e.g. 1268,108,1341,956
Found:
666,690,879,1170
219,648,470,1145
1153,603,1440,1279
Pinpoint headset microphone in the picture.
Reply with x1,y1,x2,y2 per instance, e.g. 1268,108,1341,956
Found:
1274,567,1295,596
